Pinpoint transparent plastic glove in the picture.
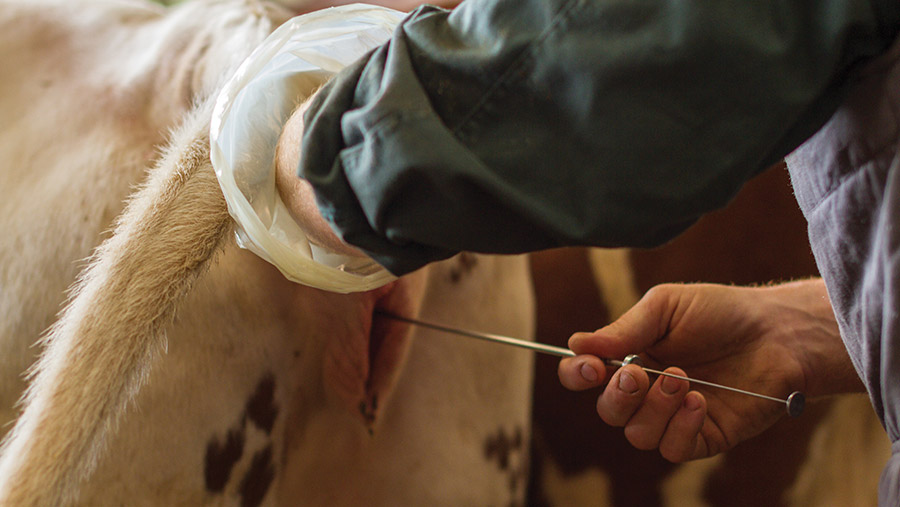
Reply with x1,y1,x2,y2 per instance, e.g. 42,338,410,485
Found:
210,4,404,293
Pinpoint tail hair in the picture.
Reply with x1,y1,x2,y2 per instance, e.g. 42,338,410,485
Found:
0,98,233,506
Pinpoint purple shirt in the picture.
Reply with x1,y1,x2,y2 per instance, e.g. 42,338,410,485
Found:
787,35,900,504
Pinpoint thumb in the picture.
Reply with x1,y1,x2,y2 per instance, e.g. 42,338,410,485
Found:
568,285,678,359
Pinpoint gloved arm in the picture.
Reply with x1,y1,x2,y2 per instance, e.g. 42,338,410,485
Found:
287,0,900,275
276,97,365,259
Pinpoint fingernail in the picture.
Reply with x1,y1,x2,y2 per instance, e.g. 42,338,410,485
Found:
618,371,638,394
662,375,681,395
684,393,702,411
580,362,599,383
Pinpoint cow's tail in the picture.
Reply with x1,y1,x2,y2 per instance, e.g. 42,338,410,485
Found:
0,98,232,506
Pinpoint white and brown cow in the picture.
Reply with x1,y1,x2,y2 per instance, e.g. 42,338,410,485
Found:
0,1,534,505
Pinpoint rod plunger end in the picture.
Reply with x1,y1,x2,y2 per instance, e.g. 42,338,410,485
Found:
786,391,805,418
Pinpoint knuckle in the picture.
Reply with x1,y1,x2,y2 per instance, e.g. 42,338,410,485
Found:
643,283,676,305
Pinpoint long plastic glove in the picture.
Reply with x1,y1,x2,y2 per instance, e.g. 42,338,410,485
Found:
210,4,403,293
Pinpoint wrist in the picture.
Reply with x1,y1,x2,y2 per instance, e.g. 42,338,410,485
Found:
762,278,863,398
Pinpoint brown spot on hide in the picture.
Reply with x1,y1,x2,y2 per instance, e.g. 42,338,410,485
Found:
484,427,524,471
204,374,279,497
484,426,528,506
239,445,275,507
204,428,245,493
245,374,277,434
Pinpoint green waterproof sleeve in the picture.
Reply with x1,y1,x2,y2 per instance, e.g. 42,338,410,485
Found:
298,0,900,275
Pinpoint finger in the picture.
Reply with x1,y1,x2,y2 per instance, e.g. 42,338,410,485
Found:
569,285,680,359
558,355,609,391
623,367,690,450
658,391,707,463
595,364,651,427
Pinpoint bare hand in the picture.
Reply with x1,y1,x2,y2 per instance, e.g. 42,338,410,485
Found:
557,279,860,463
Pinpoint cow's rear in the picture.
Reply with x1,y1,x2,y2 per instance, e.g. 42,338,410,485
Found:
0,2,537,505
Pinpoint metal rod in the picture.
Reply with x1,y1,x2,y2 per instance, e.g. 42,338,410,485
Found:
377,311,576,358
640,365,785,403
376,311,805,417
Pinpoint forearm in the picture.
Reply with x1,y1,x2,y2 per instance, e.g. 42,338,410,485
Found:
275,97,365,258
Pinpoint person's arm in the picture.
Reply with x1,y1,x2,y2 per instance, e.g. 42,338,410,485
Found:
281,0,900,275
276,97,365,258
557,278,862,463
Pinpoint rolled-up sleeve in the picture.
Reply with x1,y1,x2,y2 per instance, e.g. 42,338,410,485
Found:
298,0,900,275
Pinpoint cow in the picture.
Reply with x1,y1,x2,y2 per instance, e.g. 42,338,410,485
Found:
0,1,535,505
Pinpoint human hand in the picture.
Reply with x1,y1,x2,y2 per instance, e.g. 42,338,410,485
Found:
275,93,364,258
557,279,861,463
